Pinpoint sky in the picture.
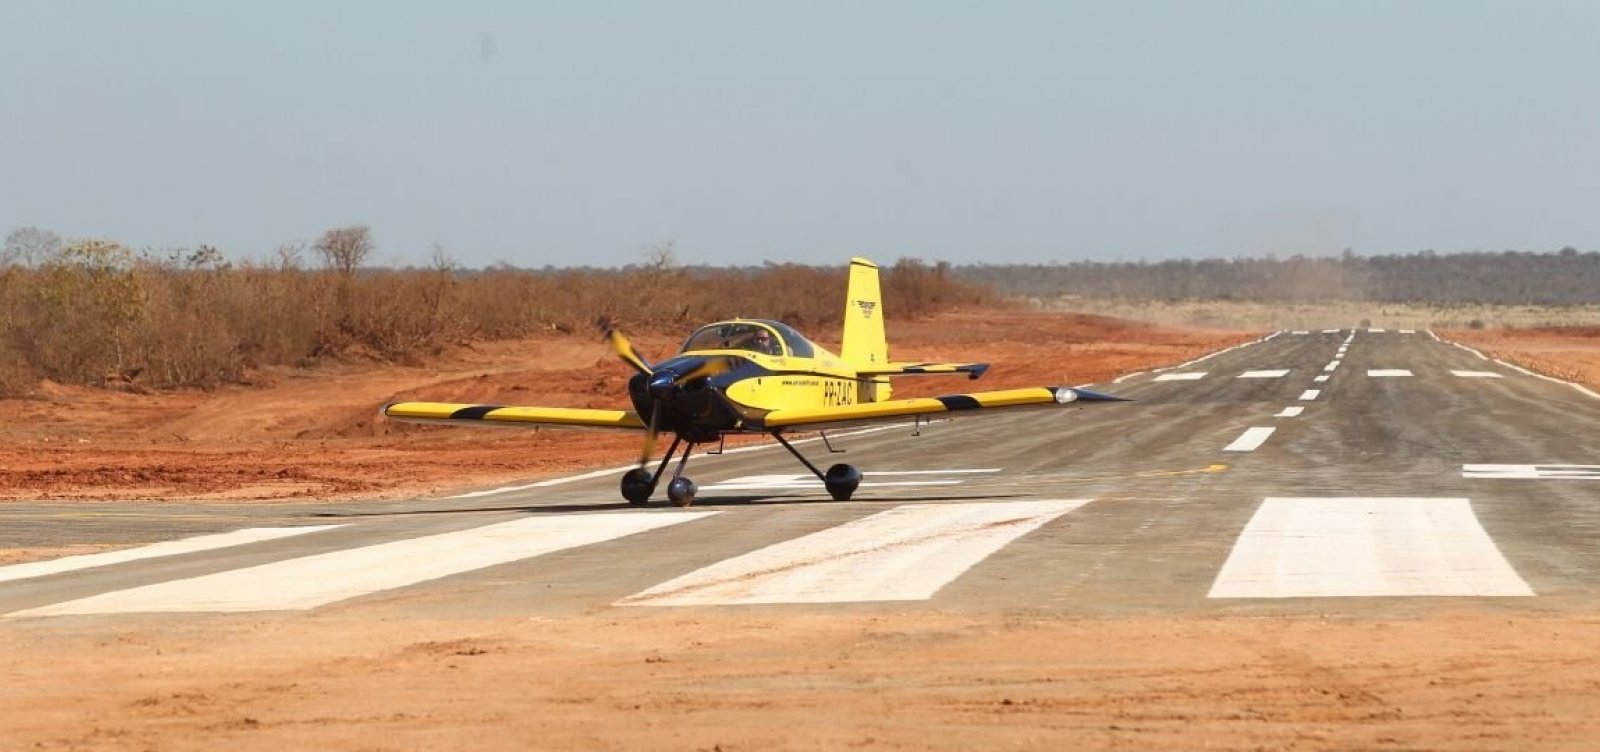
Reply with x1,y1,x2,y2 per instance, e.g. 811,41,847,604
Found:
2,1,1598,268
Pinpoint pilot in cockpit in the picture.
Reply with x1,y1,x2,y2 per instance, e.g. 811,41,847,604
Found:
750,328,781,355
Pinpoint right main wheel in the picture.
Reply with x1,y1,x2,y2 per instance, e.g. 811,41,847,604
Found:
823,463,862,501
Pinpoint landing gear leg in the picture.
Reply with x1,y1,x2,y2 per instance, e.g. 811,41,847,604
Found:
620,436,683,505
772,432,862,501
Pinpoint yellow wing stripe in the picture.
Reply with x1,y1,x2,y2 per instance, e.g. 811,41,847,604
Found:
755,386,1081,428
383,402,646,430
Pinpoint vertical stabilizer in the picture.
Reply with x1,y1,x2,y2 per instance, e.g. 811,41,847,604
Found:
842,257,891,401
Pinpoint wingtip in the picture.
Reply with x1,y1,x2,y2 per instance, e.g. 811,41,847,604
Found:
1067,387,1128,402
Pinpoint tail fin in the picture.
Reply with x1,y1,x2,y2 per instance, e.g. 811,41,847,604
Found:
841,257,891,401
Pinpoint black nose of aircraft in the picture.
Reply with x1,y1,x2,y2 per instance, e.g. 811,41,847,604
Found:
647,371,679,401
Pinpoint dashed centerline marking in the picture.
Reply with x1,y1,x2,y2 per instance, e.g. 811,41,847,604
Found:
1451,370,1504,379
1368,369,1413,377
1238,370,1290,379
1223,427,1276,452
1274,406,1305,418
1299,389,1321,401
1153,372,1207,382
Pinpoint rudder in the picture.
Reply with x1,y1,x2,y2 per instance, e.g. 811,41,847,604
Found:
842,257,891,401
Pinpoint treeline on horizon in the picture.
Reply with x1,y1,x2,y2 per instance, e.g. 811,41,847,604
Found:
952,247,1600,305
0,227,989,395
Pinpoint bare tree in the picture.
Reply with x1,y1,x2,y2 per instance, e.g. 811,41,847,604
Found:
3,226,62,267
640,239,677,270
428,243,458,273
274,240,307,270
315,225,373,275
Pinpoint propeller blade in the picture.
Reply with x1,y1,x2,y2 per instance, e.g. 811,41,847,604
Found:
637,405,660,468
603,326,654,376
677,356,734,384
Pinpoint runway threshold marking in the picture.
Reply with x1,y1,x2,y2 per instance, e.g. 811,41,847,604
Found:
1209,497,1532,598
1223,427,1275,452
448,423,917,499
701,469,999,492
0,526,344,585
7,513,715,617
618,500,1087,606
1038,464,1228,484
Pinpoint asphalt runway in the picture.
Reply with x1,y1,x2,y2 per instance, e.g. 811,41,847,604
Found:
5,328,1600,620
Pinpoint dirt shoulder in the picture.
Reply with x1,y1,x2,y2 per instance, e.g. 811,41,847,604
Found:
0,309,1249,502
4,607,1598,751
1445,326,1600,389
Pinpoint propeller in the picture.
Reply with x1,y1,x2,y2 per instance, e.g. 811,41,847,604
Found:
601,321,664,471
603,325,654,376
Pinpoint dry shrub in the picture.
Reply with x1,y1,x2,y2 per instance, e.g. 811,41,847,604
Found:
0,251,992,396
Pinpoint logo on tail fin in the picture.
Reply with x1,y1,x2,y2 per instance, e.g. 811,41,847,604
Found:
855,300,877,319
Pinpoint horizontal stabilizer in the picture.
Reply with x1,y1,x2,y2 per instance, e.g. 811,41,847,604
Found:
854,362,990,380
382,402,646,430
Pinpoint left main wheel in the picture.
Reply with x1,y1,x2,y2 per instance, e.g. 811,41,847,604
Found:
621,468,654,505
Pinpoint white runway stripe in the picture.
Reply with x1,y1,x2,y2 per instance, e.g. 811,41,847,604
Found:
1223,427,1276,452
1153,372,1206,382
1209,498,1532,598
1299,389,1321,401
1368,369,1413,377
8,513,714,617
0,526,344,585
1463,464,1600,480
1452,370,1504,379
619,501,1086,606
1274,406,1304,418
1313,375,1329,383
1238,370,1290,379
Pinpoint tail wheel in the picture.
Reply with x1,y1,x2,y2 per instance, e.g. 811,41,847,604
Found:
824,463,862,501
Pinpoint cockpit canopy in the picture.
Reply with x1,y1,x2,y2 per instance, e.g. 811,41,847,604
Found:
679,320,815,358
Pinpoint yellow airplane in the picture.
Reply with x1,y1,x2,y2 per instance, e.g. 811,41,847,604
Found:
382,258,1122,506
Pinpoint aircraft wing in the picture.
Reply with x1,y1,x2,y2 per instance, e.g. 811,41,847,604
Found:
382,402,647,430
747,386,1124,431
853,362,990,379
